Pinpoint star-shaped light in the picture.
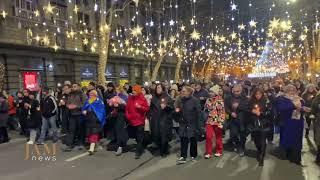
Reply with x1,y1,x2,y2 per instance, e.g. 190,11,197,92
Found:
169,19,174,26
220,36,226,42
190,18,195,25
249,20,257,28
112,47,118,53
125,39,130,46
287,34,293,40
230,32,237,40
35,35,40,41
74,5,79,13
169,36,176,43
239,24,246,30
280,20,292,31
231,3,237,10
190,29,200,40
83,38,89,45
1,10,7,18
180,25,186,31
161,39,168,46
53,43,59,51
214,35,220,43
67,28,76,39
269,18,280,30
131,25,143,37
304,27,309,33
34,10,40,17
133,0,139,6
44,2,54,14
43,35,50,45
157,47,164,55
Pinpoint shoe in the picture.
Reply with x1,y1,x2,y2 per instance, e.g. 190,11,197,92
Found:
115,147,123,156
88,143,95,155
37,142,44,145
27,141,34,145
190,157,197,162
176,157,187,165
214,153,222,157
259,160,264,166
62,146,73,152
239,150,245,157
78,145,85,151
135,153,141,159
204,154,212,159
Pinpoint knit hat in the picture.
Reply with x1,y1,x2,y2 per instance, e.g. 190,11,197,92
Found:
209,85,221,95
132,85,142,94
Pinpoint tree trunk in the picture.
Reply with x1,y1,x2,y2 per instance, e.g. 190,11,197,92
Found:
174,58,182,82
151,56,164,81
97,30,110,84
0,63,5,91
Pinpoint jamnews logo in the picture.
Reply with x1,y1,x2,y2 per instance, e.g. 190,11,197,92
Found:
24,143,57,161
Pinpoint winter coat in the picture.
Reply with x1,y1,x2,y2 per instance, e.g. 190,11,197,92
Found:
41,95,57,118
125,94,149,127
67,90,87,115
173,96,201,138
276,96,304,150
204,95,225,128
0,99,9,127
150,93,174,143
26,99,42,129
247,98,273,132
311,94,320,146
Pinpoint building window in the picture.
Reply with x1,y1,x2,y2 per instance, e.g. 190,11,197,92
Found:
15,0,33,10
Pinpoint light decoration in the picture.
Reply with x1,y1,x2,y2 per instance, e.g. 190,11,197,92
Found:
131,26,143,37
249,20,257,28
190,29,200,40
44,2,55,14
1,10,8,18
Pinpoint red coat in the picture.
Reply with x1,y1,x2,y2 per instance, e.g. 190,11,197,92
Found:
8,95,16,115
125,94,149,126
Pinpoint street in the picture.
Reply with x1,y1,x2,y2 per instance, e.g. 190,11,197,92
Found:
0,132,319,180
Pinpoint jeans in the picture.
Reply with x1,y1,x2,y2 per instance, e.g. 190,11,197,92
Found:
180,137,197,158
38,116,58,143
65,115,81,147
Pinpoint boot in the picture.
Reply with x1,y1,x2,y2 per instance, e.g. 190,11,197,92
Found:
115,147,123,156
258,153,264,166
88,143,95,155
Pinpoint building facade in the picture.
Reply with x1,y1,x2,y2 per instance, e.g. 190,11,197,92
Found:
0,0,191,92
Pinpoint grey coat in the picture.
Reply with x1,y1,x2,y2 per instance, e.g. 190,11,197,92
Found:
0,100,9,127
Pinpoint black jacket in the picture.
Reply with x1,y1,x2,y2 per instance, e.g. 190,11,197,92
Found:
174,96,201,138
150,93,174,142
41,95,57,118
26,99,42,129
247,98,273,132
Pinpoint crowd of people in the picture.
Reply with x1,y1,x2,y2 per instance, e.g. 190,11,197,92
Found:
0,79,320,167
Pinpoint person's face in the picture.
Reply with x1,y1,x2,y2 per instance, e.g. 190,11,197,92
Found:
181,87,191,97
29,94,34,100
232,87,242,96
151,84,156,90
89,91,96,99
156,85,163,95
141,88,146,95
23,90,29,97
287,88,297,96
88,84,94,90
219,88,223,96
63,86,69,93
124,84,129,89
107,86,113,92
195,85,201,91
132,90,138,96
263,84,269,91
255,91,263,100
308,86,314,93
72,84,79,91
191,84,196,89
295,82,301,88
18,93,23,98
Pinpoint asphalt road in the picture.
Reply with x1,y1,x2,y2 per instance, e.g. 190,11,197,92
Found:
0,131,319,180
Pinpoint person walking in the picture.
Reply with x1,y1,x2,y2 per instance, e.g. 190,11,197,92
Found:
150,84,174,157
248,88,273,166
174,86,201,165
204,85,225,159
276,85,309,165
64,83,87,151
109,95,128,156
301,84,317,138
0,93,9,143
25,92,42,144
82,90,106,155
38,87,59,144
125,85,149,159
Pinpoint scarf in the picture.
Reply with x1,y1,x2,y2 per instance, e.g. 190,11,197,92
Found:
284,94,302,120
